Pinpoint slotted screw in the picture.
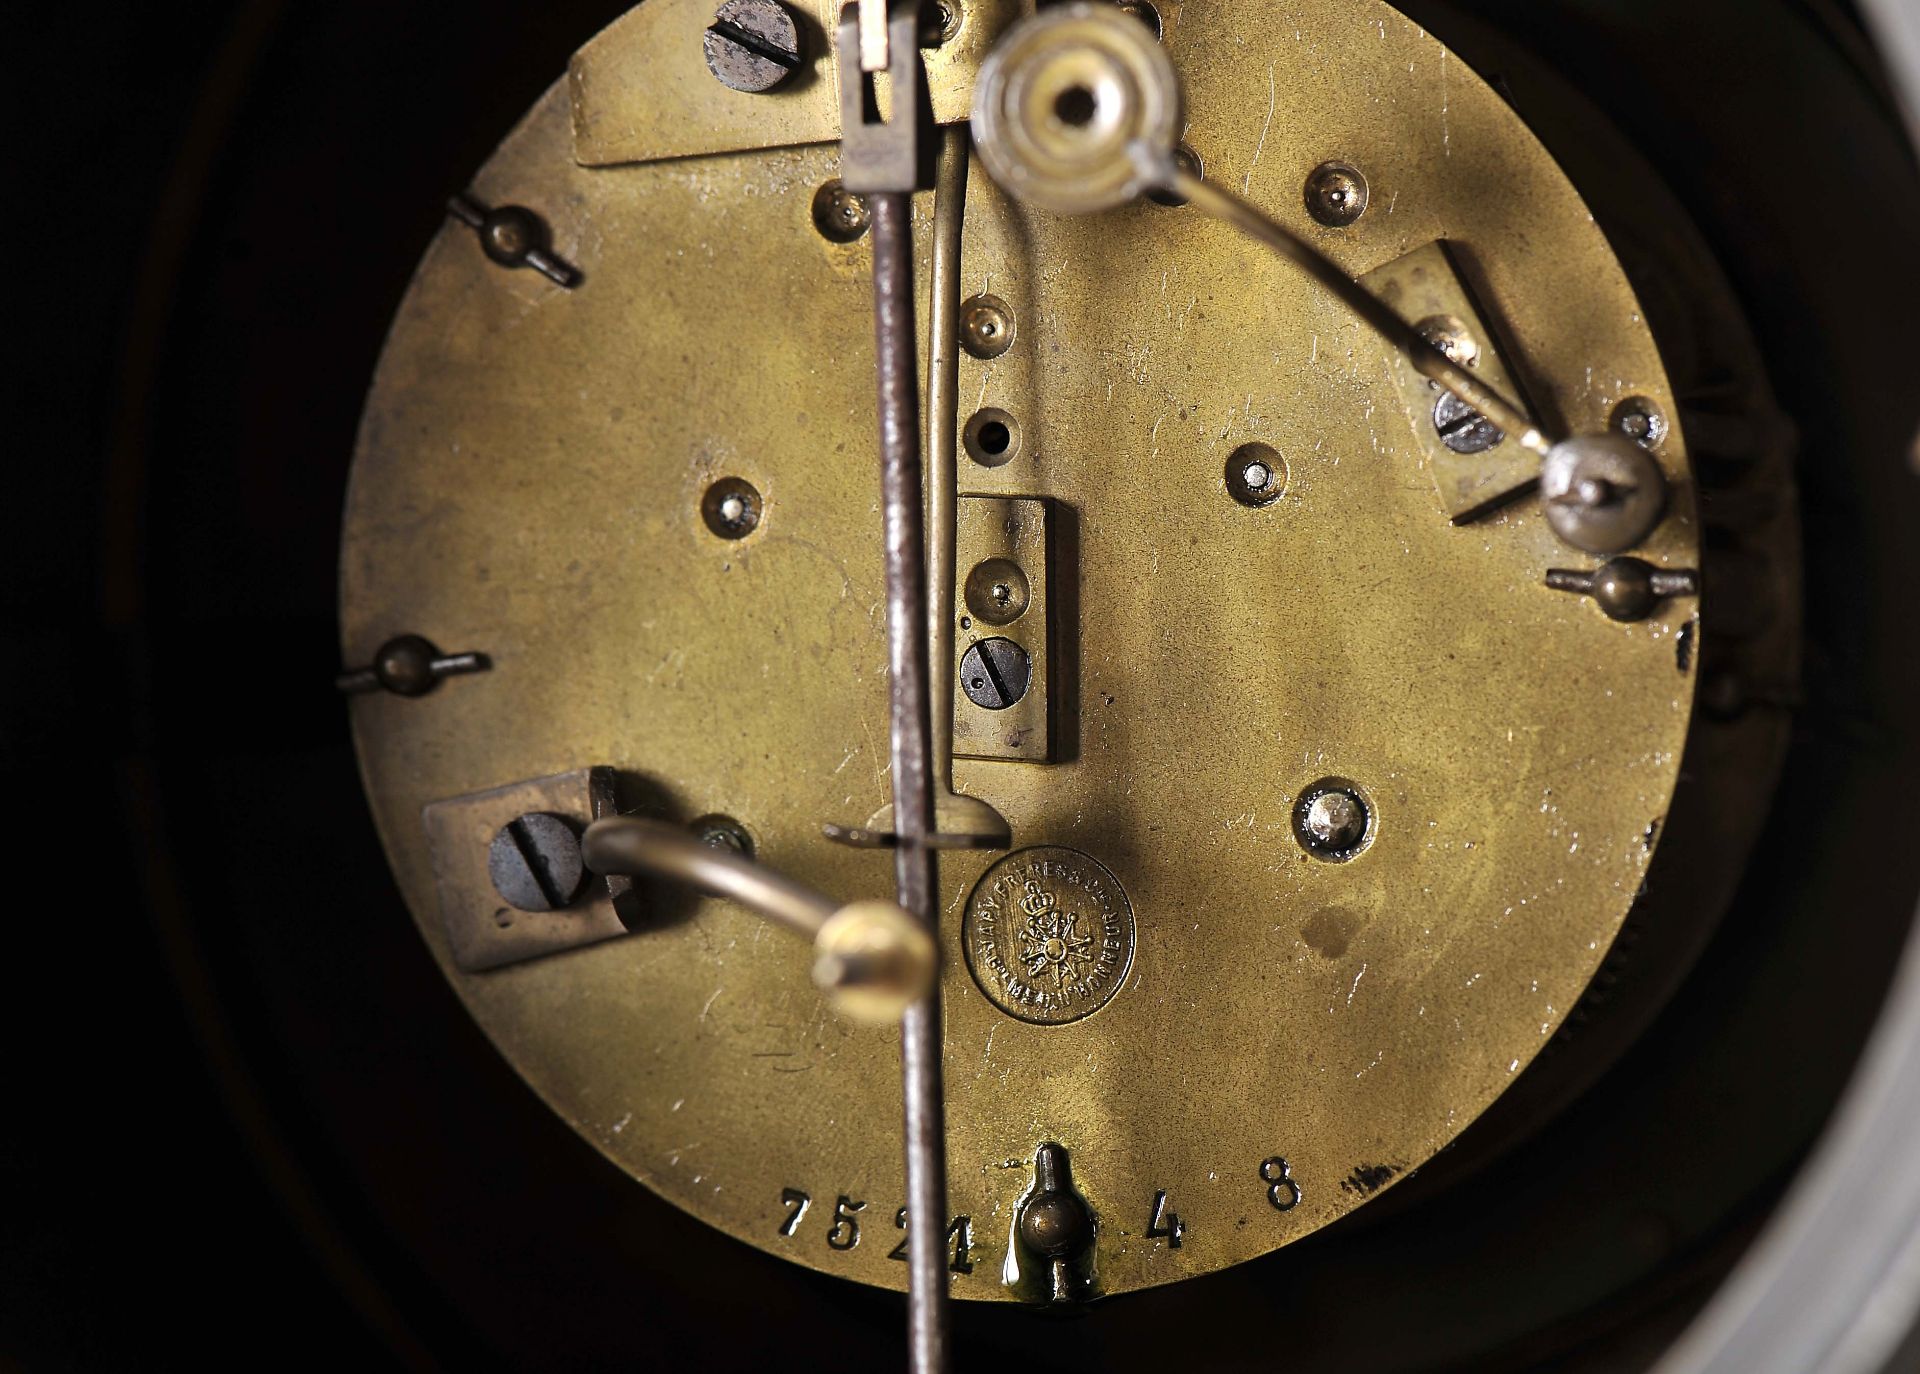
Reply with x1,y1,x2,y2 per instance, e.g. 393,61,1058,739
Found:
489,813,588,912
960,638,1032,711
704,0,803,92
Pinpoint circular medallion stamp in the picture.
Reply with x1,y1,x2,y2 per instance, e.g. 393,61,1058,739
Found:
963,847,1135,1025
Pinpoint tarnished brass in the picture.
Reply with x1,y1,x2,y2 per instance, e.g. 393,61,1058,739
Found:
423,767,633,973
581,816,938,1023
952,496,1049,761
345,0,1703,1301
1361,240,1542,522
970,0,1181,215
569,0,1026,167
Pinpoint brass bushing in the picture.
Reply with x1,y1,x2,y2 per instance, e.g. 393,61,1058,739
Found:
971,2,1182,215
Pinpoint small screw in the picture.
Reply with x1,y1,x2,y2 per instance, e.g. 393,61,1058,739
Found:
1546,558,1700,622
1115,1,1162,41
1416,315,1480,368
489,813,588,912
964,557,1031,625
447,195,579,288
960,638,1032,711
1148,144,1204,206
703,0,802,93
337,634,489,697
1612,396,1669,450
1304,161,1369,228
1433,391,1504,454
702,477,763,539
811,179,872,243
960,294,1015,359
1226,442,1287,507
1295,781,1371,860
921,1,962,47
692,814,755,857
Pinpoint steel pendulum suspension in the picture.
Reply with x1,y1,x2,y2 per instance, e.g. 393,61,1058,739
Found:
837,3,950,1370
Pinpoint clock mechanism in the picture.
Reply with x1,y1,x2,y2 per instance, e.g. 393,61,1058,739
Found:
340,0,1800,1351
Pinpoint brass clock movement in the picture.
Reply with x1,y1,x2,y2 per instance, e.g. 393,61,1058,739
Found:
338,0,1804,1360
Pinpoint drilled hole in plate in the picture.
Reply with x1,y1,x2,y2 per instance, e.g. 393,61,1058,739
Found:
965,408,1021,468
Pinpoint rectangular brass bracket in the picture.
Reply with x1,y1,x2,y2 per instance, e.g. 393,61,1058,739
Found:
568,0,1024,169
953,495,1050,763
423,767,639,974
1359,241,1541,523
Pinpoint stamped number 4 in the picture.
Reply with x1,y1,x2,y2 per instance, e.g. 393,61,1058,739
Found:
1146,1189,1184,1248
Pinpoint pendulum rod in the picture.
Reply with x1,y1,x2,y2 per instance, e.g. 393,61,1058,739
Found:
871,187,951,1374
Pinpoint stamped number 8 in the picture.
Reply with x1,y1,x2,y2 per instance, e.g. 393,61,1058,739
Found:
1260,1156,1301,1212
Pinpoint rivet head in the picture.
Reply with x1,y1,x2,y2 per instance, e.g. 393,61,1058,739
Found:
1416,315,1480,368
965,557,1031,625
811,180,871,243
960,294,1016,359
1304,161,1369,227
1611,396,1669,450
692,814,754,857
1147,143,1204,206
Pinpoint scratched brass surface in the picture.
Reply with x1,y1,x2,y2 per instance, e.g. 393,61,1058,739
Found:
571,0,1026,166
343,0,1700,1300
953,495,1050,760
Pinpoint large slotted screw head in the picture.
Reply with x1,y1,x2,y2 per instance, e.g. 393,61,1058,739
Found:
1433,390,1504,454
703,0,803,93
489,813,588,912
960,638,1033,711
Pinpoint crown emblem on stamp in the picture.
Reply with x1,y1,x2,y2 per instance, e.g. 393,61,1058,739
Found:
964,847,1135,1025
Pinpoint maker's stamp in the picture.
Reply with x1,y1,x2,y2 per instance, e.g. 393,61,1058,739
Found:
963,846,1134,1025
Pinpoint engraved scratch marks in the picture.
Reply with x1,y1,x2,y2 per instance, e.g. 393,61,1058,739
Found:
1246,64,1278,194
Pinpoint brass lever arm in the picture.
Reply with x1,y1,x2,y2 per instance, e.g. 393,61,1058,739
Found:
581,817,936,1024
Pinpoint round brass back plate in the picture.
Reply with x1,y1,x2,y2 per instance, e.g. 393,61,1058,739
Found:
343,0,1699,1300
